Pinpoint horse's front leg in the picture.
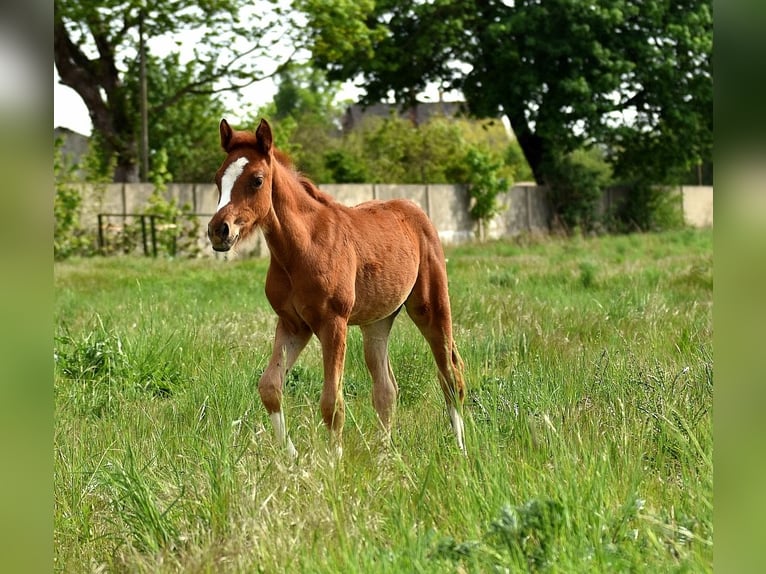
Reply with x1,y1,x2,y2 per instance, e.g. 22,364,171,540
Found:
259,318,312,459
317,316,348,457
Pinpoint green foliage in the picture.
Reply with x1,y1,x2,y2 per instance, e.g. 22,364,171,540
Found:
312,114,519,188
357,115,433,182
54,139,91,260
254,109,522,189
296,0,387,68
80,130,121,185
505,140,535,182
55,315,127,383
323,148,370,183
135,53,227,183
486,499,565,568
616,182,685,233
54,136,114,259
433,498,565,570
248,64,346,181
578,260,599,289
142,150,202,258
298,0,713,190
55,312,184,412
55,0,297,181
545,147,613,234
464,147,509,221
271,63,341,122
101,446,181,553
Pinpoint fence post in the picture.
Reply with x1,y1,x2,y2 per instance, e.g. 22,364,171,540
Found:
140,216,149,256
97,214,105,254
150,215,158,257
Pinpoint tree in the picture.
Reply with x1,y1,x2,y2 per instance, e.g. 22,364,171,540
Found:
54,0,298,182
253,64,346,181
138,53,227,182
296,0,712,188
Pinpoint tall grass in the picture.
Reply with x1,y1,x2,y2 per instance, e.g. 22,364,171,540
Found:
54,229,712,572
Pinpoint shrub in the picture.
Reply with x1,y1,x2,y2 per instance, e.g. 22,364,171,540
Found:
141,149,202,258
464,146,510,240
615,181,685,232
54,138,96,259
545,147,613,234
323,148,370,183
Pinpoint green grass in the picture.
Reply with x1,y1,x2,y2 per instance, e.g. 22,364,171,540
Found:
54,229,712,572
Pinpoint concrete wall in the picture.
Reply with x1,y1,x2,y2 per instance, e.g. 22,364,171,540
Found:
486,184,551,240
77,182,713,257
681,185,713,227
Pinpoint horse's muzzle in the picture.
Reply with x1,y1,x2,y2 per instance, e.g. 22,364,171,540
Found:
208,219,239,252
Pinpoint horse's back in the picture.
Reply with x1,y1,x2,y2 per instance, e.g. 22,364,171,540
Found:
350,198,439,239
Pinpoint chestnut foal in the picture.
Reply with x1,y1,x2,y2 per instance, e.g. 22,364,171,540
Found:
207,118,466,457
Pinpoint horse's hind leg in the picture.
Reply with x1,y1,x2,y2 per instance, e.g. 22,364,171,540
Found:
360,314,399,436
259,317,312,459
405,270,467,453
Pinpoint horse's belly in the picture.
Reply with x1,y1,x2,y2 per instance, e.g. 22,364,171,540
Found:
348,261,418,325
348,297,407,326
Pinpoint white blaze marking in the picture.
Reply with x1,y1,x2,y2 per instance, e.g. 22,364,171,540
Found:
270,411,297,459
449,406,466,454
216,157,249,213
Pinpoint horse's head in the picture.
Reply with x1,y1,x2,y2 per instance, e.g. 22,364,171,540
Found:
207,118,275,252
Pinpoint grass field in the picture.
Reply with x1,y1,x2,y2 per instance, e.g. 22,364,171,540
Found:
54,229,712,572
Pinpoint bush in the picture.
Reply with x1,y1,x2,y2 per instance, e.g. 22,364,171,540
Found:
545,147,613,234
142,149,202,258
323,148,370,183
464,146,510,240
54,138,96,260
615,181,685,232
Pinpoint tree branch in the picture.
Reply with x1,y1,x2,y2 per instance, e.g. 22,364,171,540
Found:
152,48,298,115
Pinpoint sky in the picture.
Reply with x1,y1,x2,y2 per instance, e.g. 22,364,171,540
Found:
54,78,95,135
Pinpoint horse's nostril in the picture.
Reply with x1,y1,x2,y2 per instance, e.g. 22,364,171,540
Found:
220,222,229,238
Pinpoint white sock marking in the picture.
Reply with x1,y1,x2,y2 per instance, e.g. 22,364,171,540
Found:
449,405,466,453
217,157,249,213
270,411,297,459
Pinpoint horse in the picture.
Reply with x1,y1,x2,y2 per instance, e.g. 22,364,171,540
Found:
207,118,466,457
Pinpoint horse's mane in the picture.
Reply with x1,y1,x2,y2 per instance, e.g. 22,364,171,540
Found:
274,148,334,207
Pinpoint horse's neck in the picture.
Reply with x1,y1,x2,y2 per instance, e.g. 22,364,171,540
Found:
262,165,321,267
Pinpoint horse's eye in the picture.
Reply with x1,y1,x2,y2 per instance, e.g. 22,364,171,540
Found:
253,175,264,189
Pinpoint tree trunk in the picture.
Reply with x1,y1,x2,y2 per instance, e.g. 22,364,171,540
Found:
503,102,547,186
113,159,140,183
54,8,140,183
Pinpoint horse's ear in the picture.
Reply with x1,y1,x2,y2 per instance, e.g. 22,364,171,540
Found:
255,118,273,155
220,119,233,151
